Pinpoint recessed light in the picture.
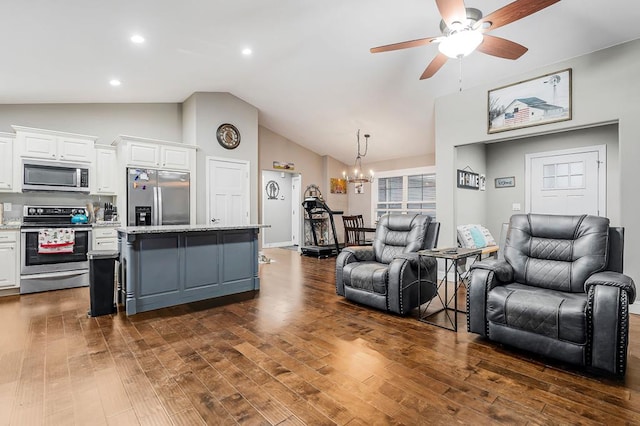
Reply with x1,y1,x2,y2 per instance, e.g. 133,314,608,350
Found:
242,48,252,56
130,34,145,44
109,79,121,87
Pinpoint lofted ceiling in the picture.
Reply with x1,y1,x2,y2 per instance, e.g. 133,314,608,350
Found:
1,1,640,165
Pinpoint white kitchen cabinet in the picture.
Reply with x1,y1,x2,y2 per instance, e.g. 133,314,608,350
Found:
94,147,118,194
13,126,97,163
0,134,15,191
92,226,118,251
128,141,161,168
120,138,193,171
0,230,19,289
161,145,191,170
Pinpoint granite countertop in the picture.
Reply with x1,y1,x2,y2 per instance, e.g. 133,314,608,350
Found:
0,223,21,230
93,221,121,228
117,224,270,234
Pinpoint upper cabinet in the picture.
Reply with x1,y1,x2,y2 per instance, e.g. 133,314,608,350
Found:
113,135,196,171
94,146,118,195
0,133,15,192
13,126,97,163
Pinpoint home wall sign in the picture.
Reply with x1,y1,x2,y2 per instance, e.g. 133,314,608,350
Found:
495,176,516,188
457,169,480,190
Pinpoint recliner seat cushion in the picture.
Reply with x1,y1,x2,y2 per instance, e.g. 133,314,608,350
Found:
487,283,588,344
342,261,389,295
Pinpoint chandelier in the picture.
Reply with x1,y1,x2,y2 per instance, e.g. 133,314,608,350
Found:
343,129,374,184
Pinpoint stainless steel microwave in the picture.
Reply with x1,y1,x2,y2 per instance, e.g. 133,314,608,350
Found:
22,160,90,193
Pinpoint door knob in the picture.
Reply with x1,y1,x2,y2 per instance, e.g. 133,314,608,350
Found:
211,218,220,224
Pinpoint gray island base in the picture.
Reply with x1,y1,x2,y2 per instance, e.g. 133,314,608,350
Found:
118,224,268,315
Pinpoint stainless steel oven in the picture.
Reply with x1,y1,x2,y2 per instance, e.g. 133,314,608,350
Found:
20,205,92,294
21,227,91,275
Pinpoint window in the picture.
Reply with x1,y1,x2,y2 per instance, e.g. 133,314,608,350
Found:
542,161,584,189
372,166,436,221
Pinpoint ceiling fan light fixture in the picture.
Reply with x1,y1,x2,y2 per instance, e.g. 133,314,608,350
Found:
438,29,483,58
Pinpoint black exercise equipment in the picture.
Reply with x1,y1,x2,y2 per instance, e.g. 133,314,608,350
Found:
301,196,343,258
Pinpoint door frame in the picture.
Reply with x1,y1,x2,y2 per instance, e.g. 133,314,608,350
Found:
524,145,606,215
205,156,250,226
291,174,302,249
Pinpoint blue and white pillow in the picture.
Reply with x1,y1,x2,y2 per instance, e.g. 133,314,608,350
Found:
457,224,496,249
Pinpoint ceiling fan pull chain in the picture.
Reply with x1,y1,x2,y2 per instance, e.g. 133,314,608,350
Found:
458,56,463,92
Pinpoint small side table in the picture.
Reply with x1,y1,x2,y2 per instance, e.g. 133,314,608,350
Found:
417,247,481,331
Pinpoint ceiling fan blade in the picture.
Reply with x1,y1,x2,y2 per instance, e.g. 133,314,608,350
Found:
435,0,467,27
477,0,560,32
477,34,528,59
420,53,448,80
370,37,439,53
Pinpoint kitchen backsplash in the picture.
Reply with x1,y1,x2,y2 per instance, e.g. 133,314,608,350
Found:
0,193,115,223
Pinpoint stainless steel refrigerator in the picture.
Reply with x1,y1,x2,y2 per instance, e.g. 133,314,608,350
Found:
127,168,190,226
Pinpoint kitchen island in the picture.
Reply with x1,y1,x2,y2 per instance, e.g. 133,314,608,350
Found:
118,224,268,315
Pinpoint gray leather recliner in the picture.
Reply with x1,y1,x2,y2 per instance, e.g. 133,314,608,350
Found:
468,213,636,376
336,213,439,315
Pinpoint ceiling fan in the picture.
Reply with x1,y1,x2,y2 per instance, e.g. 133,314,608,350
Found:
370,0,561,80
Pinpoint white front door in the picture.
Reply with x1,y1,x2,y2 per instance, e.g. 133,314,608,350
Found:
207,157,250,226
526,146,606,216
291,174,302,246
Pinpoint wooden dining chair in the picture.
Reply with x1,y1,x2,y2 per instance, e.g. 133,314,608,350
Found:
342,215,371,246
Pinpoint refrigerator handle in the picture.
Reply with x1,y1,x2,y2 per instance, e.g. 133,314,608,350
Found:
157,187,163,225
153,186,159,225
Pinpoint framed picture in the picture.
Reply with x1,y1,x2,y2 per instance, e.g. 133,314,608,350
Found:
330,178,346,194
495,176,515,188
273,161,294,170
488,69,572,134
354,182,364,194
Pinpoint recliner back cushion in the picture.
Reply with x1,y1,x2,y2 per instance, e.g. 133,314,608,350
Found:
504,214,609,292
373,214,431,264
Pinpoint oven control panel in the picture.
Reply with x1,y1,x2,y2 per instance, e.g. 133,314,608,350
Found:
24,206,87,217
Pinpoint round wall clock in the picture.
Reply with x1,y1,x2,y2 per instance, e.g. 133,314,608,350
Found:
216,123,241,149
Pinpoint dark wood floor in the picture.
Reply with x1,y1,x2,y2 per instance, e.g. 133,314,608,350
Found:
2,248,640,425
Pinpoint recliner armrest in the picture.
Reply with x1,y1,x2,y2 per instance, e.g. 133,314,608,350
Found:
394,252,432,269
341,246,375,262
470,259,514,283
585,271,636,303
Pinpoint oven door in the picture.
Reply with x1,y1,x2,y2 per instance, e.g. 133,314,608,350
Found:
21,227,92,275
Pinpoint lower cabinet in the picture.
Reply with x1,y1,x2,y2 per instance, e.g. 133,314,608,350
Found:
0,230,19,289
92,226,118,251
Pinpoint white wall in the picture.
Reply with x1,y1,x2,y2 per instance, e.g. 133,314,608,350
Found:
182,92,259,224
435,39,640,306
0,103,182,146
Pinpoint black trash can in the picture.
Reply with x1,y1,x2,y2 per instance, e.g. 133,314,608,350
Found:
88,250,119,317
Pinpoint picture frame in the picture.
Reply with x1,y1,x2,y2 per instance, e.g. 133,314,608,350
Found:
273,161,294,170
488,68,572,134
330,178,346,194
495,176,515,188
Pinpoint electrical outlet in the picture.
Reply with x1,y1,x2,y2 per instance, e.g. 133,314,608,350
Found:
512,203,521,211
3,202,11,212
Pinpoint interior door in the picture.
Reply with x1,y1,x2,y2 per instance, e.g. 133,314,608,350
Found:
207,157,250,226
291,174,301,246
526,146,606,216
